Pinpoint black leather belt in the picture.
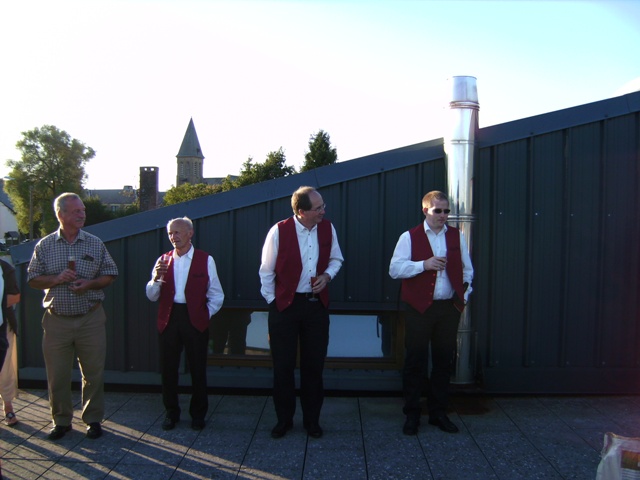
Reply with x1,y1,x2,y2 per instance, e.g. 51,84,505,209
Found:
48,302,101,318
295,292,315,299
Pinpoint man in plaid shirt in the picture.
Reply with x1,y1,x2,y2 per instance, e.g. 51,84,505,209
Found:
28,193,118,441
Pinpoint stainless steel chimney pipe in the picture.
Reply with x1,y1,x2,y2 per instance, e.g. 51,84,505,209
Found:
445,76,478,384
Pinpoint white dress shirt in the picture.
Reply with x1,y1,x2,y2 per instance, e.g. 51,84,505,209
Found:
146,245,224,318
389,221,473,302
259,216,344,304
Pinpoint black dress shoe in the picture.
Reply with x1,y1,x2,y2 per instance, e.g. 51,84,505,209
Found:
271,420,293,438
48,424,72,440
305,423,323,438
162,417,178,431
428,413,459,433
86,422,103,439
403,415,420,435
191,419,205,431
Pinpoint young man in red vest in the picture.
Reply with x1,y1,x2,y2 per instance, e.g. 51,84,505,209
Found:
389,191,473,435
146,217,224,431
259,186,344,439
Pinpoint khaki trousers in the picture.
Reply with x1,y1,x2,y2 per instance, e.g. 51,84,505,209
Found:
42,305,106,426
0,328,18,402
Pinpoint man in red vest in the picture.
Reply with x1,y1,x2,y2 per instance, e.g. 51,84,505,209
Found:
389,191,473,435
146,217,224,431
259,186,344,439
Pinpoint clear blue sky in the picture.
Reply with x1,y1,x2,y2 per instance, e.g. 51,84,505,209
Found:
1,0,639,192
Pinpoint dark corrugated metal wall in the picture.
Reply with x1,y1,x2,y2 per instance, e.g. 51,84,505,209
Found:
473,106,640,393
10,93,640,393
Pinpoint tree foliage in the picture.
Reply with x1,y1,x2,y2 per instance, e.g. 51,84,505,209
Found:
301,130,337,172
234,148,296,188
114,203,140,218
4,125,95,237
163,182,218,206
162,149,297,205
83,196,115,226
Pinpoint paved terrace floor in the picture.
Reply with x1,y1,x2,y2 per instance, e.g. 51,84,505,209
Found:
0,388,638,479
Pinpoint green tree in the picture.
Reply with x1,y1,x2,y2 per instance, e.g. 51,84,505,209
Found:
4,125,95,237
300,130,337,172
83,196,116,225
163,183,218,206
114,203,140,218
235,148,296,188
162,148,296,205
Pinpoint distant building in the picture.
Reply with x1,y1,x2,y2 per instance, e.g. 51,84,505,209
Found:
86,118,233,212
176,118,204,186
84,185,149,212
176,117,235,187
139,166,159,212
0,179,20,244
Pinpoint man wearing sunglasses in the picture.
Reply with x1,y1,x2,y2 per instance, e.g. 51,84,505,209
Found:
389,190,474,435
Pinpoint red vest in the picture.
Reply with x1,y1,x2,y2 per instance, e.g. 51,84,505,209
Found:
157,249,211,333
401,224,466,313
274,217,332,311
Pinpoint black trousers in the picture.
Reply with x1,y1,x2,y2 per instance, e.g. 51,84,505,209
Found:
402,300,460,418
211,310,251,355
268,295,329,425
159,303,209,422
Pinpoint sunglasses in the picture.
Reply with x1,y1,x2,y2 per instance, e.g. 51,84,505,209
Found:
430,208,451,214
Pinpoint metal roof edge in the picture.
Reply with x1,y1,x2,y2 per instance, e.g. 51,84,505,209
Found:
478,90,640,146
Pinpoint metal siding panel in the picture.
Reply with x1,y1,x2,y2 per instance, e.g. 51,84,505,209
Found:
116,230,168,372
527,132,565,368
102,238,125,372
341,176,384,305
473,147,495,370
226,205,273,307
15,269,45,368
564,123,602,367
491,140,529,368
599,115,640,368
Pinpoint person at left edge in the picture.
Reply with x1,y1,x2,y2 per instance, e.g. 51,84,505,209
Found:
27,193,118,441
0,259,21,428
146,217,224,432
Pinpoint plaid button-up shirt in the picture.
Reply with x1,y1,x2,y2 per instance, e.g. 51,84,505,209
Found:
28,229,119,316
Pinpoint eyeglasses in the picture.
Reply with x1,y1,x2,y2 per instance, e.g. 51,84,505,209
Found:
308,203,326,212
430,208,451,214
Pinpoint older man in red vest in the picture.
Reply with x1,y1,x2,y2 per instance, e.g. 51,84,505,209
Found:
259,186,344,439
146,217,224,432
390,191,473,435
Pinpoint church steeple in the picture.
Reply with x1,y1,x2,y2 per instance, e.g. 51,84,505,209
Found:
176,118,204,186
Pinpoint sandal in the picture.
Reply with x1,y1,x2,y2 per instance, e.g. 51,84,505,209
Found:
4,412,18,427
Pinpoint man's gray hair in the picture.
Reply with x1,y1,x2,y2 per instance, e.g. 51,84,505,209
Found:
54,193,82,213
167,217,193,231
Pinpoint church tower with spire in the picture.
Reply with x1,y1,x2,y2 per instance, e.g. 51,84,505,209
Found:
176,118,204,186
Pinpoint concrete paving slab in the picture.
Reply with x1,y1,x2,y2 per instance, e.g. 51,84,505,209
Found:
1,389,637,479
